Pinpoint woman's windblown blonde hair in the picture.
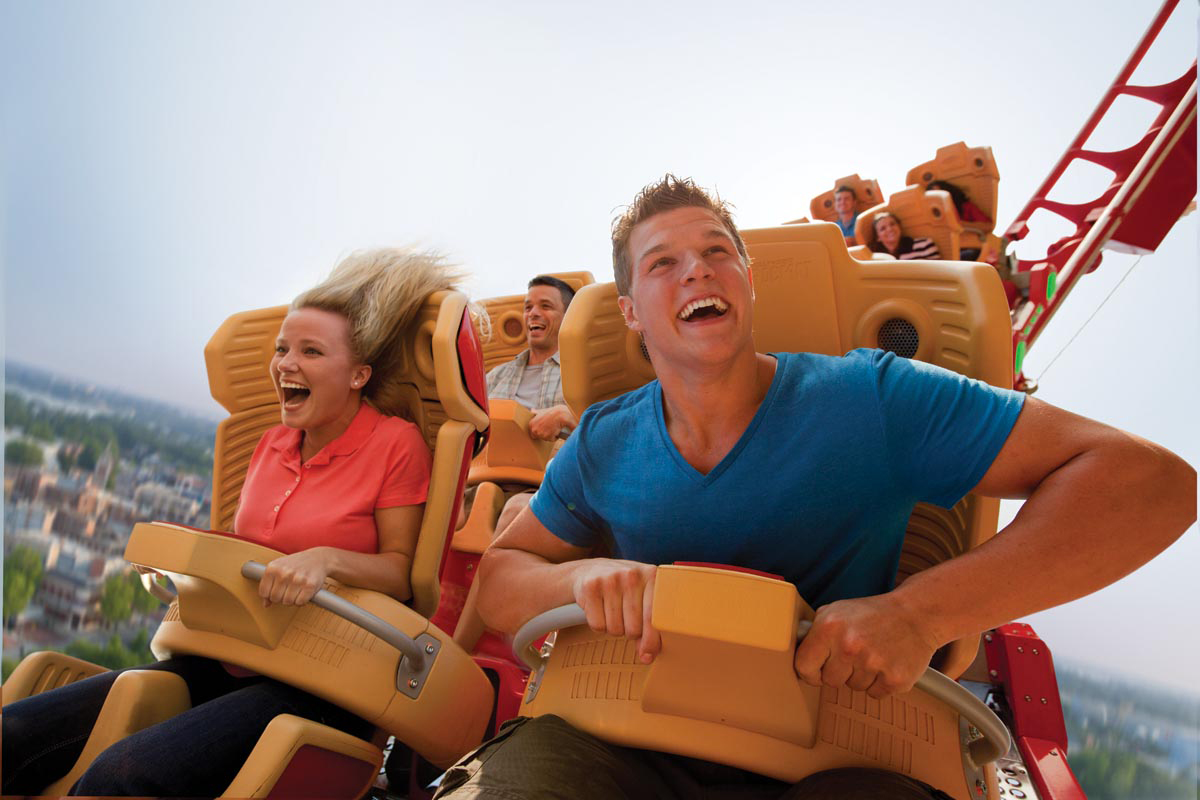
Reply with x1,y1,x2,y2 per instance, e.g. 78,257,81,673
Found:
292,247,466,417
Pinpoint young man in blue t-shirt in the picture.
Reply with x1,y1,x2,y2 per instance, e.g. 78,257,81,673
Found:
435,176,1195,799
833,184,859,244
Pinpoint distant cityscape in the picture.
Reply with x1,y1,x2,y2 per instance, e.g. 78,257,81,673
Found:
1055,662,1198,797
4,361,216,661
2,361,1197,798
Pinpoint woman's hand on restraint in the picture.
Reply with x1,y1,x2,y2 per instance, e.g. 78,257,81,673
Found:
570,558,661,664
259,547,335,607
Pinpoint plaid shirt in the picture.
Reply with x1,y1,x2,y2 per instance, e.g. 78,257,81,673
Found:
486,350,564,410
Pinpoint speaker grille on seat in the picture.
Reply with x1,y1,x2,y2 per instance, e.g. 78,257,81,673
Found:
878,318,919,358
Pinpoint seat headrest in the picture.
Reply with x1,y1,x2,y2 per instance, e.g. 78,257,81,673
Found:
560,222,1011,417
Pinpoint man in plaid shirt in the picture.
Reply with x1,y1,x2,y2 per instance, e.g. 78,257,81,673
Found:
486,275,578,440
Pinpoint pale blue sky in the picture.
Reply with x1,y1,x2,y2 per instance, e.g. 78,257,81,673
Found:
3,2,1197,692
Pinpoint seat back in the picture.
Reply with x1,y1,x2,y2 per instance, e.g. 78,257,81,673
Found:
560,221,1012,673
809,175,886,223
477,271,595,372
905,142,1000,234
203,290,489,619
855,185,963,260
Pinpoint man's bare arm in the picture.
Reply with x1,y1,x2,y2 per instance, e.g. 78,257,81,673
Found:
795,397,1195,696
478,505,661,661
896,396,1194,644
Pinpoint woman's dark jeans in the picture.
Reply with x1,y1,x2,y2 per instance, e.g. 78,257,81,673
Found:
2,655,372,797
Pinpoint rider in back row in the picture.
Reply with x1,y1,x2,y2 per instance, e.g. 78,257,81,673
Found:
432,175,1195,798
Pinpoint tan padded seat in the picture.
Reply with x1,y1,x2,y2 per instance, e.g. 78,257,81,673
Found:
477,271,594,372
906,143,1000,260
125,523,494,771
906,142,1000,234
559,221,1011,676
8,289,496,797
223,714,385,799
39,670,192,796
855,185,963,261
2,652,108,705
452,480,508,557
809,175,886,224
204,291,489,619
465,398,554,487
522,564,1002,799
532,224,1015,795
849,244,894,261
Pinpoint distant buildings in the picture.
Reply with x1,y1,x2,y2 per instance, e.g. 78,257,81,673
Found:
4,430,211,638
36,542,128,631
133,481,203,524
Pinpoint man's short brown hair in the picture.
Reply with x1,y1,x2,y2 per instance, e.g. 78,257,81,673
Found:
611,174,749,297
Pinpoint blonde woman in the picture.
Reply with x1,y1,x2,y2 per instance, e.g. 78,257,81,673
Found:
3,248,463,798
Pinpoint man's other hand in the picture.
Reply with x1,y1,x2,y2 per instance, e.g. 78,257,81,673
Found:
792,593,940,698
571,558,661,664
529,404,577,441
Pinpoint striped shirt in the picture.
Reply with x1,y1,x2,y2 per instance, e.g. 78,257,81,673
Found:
486,350,564,410
870,236,942,260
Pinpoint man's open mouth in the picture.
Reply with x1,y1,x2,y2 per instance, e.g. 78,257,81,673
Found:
678,297,729,322
280,380,310,409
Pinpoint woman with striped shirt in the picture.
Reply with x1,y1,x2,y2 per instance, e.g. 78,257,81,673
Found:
868,212,942,260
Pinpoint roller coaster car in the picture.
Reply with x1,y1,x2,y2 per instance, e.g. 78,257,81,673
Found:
808,174,886,226
3,290,496,798
430,272,596,733
855,183,967,261
907,142,1004,263
842,142,1003,267
472,271,596,374
806,175,888,257
509,222,1031,798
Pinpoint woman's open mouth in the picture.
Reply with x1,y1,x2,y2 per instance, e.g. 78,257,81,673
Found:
280,380,311,410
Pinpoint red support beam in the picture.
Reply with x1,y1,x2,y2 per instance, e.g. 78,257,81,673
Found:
985,623,1086,800
1003,0,1197,390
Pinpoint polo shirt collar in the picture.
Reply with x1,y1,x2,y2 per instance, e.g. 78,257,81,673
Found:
519,349,559,367
269,401,382,467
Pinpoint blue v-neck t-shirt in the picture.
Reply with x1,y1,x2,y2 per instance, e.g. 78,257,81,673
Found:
529,349,1024,608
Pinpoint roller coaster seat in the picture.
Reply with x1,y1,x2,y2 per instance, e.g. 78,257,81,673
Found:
518,564,1005,799
906,142,1002,261
205,290,490,619
425,273,596,740
517,222,1015,797
855,184,965,260
559,220,1013,677
434,398,555,656
809,173,886,225
906,141,1001,235
4,289,496,798
474,270,595,372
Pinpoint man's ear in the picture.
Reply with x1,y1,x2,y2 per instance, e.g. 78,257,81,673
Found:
617,295,642,332
747,264,755,301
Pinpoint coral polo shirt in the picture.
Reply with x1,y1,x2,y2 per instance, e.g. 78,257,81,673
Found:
234,402,431,555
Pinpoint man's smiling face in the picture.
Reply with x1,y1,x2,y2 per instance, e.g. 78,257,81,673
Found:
524,284,567,354
834,190,856,217
618,206,754,369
